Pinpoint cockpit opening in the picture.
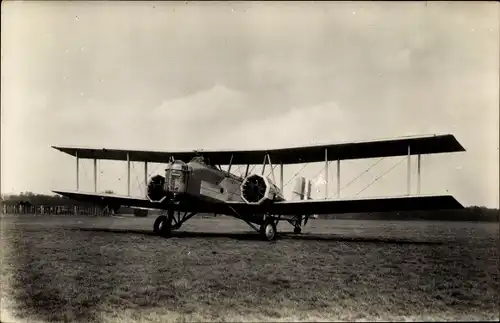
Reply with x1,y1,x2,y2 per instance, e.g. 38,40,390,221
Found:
191,155,214,166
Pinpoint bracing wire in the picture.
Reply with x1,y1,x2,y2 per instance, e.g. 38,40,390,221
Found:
131,163,145,195
232,165,243,177
327,157,385,199
283,163,310,189
354,156,407,197
265,164,278,180
283,156,385,200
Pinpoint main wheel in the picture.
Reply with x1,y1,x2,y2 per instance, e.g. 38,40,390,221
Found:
260,218,277,241
153,215,172,237
293,227,302,234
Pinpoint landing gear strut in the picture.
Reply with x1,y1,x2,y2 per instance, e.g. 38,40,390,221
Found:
153,210,198,238
287,215,306,234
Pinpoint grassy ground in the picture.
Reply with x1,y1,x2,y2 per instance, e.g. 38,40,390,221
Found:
1,214,498,322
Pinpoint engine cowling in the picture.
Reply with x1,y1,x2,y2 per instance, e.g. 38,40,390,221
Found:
147,175,167,202
240,174,285,204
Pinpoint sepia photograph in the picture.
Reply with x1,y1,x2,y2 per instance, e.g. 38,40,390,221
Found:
1,1,499,322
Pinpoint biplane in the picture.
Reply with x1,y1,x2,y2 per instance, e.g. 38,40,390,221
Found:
52,133,466,241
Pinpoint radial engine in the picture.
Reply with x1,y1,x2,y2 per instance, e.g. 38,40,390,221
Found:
240,174,285,204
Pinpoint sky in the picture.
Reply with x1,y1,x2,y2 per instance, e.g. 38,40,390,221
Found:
1,1,499,208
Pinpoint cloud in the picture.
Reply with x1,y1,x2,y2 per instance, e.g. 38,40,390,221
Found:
218,100,348,149
144,84,250,149
153,84,245,125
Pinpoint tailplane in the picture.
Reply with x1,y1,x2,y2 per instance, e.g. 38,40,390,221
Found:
291,177,318,224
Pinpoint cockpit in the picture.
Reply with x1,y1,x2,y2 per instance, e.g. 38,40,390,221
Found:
190,155,216,168
190,156,205,164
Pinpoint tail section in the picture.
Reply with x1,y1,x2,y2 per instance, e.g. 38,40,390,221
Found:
291,176,315,201
291,177,317,226
291,177,307,200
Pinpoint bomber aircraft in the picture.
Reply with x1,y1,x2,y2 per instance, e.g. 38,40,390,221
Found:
52,133,466,241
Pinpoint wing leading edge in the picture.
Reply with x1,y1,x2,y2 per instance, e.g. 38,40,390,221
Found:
52,133,465,165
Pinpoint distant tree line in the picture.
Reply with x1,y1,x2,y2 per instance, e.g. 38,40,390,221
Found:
1,191,133,215
1,192,498,222
2,191,89,207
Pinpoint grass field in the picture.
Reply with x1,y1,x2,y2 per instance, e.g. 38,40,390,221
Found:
1,214,498,322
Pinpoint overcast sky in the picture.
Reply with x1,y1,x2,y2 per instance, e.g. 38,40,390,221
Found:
1,1,498,207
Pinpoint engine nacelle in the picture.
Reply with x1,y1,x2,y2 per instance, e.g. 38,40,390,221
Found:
240,174,285,204
147,175,167,203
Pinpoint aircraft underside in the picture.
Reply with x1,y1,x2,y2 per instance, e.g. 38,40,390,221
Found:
152,209,304,241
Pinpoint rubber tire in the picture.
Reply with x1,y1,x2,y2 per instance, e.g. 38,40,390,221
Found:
293,227,302,234
153,215,172,237
153,215,165,233
260,219,277,241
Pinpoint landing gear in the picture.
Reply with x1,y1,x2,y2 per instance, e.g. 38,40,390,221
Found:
260,218,277,241
153,210,198,238
153,213,172,237
293,226,302,234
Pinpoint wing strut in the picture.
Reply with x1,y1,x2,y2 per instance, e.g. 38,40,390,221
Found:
227,154,234,175
76,151,79,191
417,154,421,194
127,152,130,196
324,148,328,199
336,159,340,198
407,145,411,195
280,162,284,191
267,154,277,184
93,158,97,192
261,155,267,175
144,161,148,194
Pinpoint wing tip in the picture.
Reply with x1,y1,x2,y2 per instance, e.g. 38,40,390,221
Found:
446,133,467,152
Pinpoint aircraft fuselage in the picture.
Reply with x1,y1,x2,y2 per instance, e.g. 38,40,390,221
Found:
146,157,278,210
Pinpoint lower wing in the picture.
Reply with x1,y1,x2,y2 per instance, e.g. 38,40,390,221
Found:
52,190,155,209
52,190,224,214
53,190,464,217
225,194,464,216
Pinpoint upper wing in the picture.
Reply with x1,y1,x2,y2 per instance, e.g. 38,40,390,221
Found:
225,194,464,216
52,133,465,166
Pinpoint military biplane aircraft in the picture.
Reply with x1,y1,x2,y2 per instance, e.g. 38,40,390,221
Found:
52,133,466,241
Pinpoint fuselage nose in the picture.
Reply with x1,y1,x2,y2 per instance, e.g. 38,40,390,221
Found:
164,159,188,194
